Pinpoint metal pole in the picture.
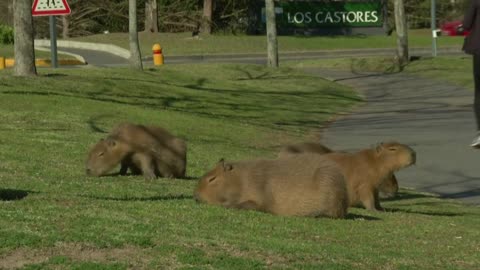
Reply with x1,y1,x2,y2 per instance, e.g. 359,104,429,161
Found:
431,0,437,57
49,16,58,68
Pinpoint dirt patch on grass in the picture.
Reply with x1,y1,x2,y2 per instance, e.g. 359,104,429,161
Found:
0,242,152,269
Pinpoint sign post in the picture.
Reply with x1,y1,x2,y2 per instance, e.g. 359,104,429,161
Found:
32,0,71,68
431,0,437,57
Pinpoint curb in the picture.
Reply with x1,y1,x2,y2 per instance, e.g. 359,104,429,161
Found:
35,45,87,64
4,58,86,67
34,39,131,59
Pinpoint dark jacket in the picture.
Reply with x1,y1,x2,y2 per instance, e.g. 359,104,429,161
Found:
464,0,480,54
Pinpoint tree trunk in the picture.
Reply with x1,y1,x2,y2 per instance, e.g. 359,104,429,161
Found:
265,0,278,68
202,0,213,34
13,0,36,76
129,0,143,70
144,0,158,33
62,15,69,39
394,0,408,67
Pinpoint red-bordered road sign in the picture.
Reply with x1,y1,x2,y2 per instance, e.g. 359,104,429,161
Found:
32,0,71,16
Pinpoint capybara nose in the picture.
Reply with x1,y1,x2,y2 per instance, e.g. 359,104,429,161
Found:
193,192,201,203
86,168,92,176
411,151,417,164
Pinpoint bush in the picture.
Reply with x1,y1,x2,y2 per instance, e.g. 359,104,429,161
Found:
0,24,13,44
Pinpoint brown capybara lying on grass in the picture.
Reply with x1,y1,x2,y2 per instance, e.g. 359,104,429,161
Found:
320,142,415,211
86,123,186,179
278,142,399,199
194,155,348,219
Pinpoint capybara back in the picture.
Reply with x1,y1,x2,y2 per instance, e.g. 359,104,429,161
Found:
195,155,348,218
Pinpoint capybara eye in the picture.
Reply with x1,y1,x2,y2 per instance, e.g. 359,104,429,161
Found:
388,147,397,151
208,176,216,183
98,152,104,157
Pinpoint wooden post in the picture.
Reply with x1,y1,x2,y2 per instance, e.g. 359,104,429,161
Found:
394,0,409,68
202,0,213,34
265,0,278,68
13,0,36,76
129,0,143,70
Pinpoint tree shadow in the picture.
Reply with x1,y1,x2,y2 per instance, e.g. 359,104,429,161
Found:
85,194,193,202
0,189,30,201
43,73,68,78
87,114,113,134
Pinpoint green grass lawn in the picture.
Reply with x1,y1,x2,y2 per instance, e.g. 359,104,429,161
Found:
0,64,478,269
287,55,474,90
68,29,465,57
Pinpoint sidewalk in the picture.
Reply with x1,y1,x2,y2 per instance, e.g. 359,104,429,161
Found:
304,68,480,205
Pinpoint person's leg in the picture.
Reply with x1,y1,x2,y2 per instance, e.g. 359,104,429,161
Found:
474,54,480,130
471,54,480,147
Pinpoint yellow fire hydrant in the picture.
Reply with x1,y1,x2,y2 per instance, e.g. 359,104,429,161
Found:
0,57,5,70
152,43,164,66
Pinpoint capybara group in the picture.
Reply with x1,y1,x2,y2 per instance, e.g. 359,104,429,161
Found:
194,155,349,218
320,141,415,211
86,123,186,179
278,142,399,199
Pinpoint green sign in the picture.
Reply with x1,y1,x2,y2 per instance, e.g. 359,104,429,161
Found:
262,1,383,28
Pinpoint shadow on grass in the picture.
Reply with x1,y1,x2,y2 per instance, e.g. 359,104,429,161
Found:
384,207,466,217
381,191,436,202
85,194,193,202
345,213,381,221
88,172,197,181
0,189,29,201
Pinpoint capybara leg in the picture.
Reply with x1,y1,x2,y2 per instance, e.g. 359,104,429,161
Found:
129,164,142,175
132,153,156,180
236,200,260,211
120,159,129,175
361,189,383,211
155,163,174,178
374,190,384,211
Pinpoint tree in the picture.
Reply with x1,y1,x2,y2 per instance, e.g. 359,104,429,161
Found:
129,0,143,70
145,0,159,32
265,0,278,68
394,0,409,67
13,0,36,76
202,0,213,34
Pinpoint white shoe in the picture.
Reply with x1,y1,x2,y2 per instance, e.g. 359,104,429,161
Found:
471,135,480,148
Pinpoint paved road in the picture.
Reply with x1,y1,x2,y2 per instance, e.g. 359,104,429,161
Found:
58,46,463,67
305,69,480,205
58,47,129,67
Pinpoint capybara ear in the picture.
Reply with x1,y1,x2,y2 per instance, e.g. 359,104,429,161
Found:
105,138,117,148
375,142,385,154
223,163,233,171
217,158,233,172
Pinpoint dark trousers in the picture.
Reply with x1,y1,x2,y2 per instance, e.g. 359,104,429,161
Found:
473,54,480,130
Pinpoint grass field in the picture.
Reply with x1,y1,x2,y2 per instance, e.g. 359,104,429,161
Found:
68,29,465,57
0,62,479,269
287,55,474,90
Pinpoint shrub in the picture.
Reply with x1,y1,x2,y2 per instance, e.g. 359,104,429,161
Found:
0,24,14,44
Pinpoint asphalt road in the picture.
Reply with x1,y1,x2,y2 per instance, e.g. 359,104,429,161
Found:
306,69,480,205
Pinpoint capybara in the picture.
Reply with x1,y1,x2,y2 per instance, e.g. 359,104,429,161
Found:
86,123,186,179
194,155,349,219
321,141,415,211
278,142,399,199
